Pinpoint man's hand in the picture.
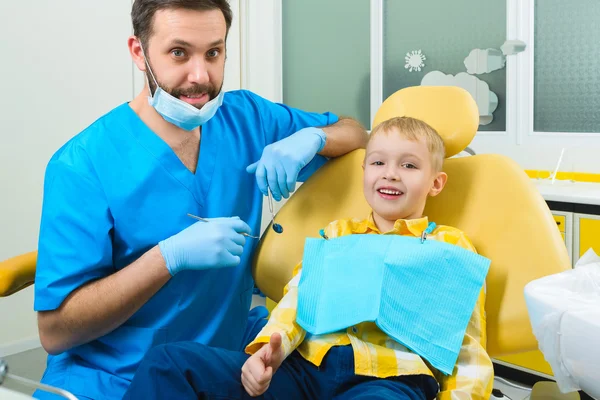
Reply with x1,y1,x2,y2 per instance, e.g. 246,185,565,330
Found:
241,333,285,397
246,127,326,201
158,217,251,276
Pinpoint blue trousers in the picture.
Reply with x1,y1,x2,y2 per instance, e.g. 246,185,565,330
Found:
123,342,439,399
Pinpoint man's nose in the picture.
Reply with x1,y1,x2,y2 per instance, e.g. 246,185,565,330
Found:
188,58,210,85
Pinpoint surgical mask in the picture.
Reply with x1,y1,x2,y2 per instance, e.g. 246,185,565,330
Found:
141,46,224,131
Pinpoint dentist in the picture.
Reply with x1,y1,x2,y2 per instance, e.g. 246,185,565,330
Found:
33,0,367,398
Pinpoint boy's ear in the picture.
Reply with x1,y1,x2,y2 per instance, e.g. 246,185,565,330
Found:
429,172,447,197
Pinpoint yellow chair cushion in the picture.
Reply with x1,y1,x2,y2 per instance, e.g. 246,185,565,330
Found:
0,251,37,297
373,86,479,158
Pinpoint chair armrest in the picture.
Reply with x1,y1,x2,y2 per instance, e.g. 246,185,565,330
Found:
0,251,37,297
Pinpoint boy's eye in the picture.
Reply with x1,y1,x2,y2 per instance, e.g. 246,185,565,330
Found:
371,161,384,166
403,163,417,169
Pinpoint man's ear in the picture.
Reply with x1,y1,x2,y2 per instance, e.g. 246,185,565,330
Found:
128,36,147,72
429,172,447,197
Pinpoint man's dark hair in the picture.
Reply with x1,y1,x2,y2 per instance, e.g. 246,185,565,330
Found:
132,0,232,46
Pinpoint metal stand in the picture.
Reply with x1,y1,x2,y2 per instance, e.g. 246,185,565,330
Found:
0,359,79,400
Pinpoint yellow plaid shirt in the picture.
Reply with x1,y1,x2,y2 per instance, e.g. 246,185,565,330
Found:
246,215,494,399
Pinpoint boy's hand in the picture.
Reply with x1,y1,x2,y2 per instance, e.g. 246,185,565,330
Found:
241,333,285,397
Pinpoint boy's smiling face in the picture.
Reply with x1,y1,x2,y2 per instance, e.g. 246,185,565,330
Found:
363,128,447,232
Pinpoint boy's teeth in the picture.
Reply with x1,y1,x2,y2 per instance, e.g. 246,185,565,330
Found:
379,189,401,195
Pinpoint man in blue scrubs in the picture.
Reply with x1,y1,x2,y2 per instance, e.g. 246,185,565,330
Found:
33,1,367,398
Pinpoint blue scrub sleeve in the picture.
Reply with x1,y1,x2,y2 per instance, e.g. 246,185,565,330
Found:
246,91,338,182
34,159,114,311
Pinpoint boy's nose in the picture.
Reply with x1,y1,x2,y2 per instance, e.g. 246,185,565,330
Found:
384,168,400,181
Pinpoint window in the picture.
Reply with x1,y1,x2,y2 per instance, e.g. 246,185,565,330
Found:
282,0,371,128
533,0,600,134
382,0,506,132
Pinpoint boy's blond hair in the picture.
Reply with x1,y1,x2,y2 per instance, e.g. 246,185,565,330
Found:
368,117,445,172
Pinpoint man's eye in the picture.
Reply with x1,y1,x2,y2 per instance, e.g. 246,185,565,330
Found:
207,49,220,58
172,49,185,57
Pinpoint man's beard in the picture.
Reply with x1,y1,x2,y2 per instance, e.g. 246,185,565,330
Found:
146,70,222,110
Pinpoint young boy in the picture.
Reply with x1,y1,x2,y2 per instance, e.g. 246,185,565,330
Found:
123,117,494,400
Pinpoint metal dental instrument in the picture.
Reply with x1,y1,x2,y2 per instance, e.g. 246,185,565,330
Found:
268,189,283,234
187,214,260,239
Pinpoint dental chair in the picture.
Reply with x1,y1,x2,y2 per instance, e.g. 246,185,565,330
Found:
0,86,588,399
253,86,592,398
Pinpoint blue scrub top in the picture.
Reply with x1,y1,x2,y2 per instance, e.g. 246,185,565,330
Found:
34,90,338,400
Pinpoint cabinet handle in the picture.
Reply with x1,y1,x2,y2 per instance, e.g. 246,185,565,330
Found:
556,221,561,226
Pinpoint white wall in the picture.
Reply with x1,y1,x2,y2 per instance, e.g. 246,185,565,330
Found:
0,1,135,355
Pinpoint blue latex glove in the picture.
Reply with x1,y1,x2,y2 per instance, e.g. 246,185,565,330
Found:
246,127,327,200
158,217,251,276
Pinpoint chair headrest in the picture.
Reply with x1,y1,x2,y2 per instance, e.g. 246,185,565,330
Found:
372,86,479,158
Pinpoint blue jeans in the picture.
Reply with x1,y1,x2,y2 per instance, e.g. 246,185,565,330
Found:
123,342,438,399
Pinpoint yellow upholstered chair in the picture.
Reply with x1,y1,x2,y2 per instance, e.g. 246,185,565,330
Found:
252,85,571,358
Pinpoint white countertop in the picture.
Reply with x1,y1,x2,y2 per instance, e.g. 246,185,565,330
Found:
532,179,600,206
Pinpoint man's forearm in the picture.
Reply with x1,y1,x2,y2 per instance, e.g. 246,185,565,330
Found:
38,246,171,355
320,117,368,157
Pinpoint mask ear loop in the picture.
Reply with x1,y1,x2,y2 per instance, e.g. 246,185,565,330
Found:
139,41,160,90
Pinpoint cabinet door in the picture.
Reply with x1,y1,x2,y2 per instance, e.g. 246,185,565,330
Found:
574,213,600,263
495,351,553,377
551,211,573,264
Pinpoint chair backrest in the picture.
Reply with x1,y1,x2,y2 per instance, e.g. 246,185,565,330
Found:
252,86,571,357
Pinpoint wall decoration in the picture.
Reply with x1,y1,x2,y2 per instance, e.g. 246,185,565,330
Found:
501,40,527,55
421,71,498,125
405,49,426,72
464,48,506,75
